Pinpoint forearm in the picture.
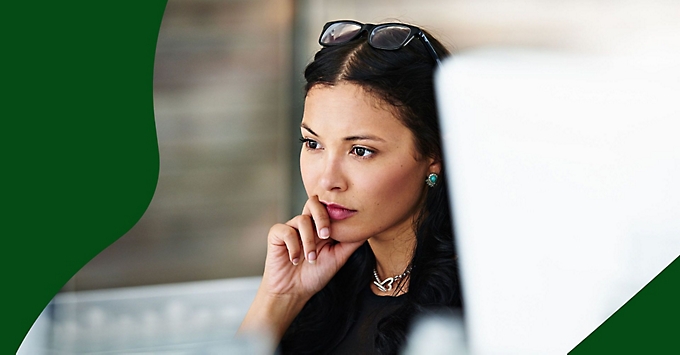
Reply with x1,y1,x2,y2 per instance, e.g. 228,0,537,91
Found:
238,289,310,343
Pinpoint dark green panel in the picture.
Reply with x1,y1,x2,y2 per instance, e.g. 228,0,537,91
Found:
4,1,167,352
570,256,680,354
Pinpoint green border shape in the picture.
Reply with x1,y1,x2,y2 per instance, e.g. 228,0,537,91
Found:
571,256,680,354
5,1,167,352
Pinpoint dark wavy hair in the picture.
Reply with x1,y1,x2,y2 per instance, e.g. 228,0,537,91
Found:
280,23,461,355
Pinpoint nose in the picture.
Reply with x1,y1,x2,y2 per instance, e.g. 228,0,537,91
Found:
319,153,348,192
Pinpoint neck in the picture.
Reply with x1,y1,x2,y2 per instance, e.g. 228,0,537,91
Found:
368,223,416,281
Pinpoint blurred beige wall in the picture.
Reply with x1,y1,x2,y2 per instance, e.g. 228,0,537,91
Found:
64,0,679,291
299,0,680,55
65,0,294,290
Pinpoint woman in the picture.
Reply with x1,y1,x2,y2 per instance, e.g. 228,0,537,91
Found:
240,20,461,354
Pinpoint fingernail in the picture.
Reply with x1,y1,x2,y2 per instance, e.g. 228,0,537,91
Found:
307,251,317,264
319,227,330,239
292,258,299,266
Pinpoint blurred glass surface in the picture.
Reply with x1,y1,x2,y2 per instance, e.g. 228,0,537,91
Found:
21,277,265,354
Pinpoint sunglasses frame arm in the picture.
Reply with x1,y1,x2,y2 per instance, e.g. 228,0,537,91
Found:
414,31,442,65
377,24,442,66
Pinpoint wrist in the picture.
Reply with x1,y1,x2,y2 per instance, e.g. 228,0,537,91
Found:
239,289,310,342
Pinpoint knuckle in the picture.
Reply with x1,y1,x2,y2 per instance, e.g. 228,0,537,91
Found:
268,223,283,234
282,227,299,240
269,223,297,241
295,214,313,228
290,214,309,225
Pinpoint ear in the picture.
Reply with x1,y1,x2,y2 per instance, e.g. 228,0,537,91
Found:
428,157,442,175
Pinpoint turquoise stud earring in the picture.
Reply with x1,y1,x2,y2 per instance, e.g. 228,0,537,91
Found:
426,173,438,187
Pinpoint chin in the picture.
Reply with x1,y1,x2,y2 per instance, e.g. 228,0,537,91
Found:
328,224,371,243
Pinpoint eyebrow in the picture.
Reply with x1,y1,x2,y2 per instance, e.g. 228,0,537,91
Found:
301,123,386,142
343,135,386,142
301,123,318,136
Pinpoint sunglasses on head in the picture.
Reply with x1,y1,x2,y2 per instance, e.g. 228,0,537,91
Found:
318,20,442,65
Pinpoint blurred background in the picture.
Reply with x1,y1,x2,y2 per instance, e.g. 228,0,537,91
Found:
21,0,679,353
63,0,680,293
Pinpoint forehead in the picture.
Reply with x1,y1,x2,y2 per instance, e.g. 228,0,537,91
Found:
302,83,410,138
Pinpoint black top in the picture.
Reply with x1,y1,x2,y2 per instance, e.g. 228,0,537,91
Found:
328,286,406,354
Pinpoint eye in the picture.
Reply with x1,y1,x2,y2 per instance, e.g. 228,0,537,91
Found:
299,137,321,150
351,146,374,158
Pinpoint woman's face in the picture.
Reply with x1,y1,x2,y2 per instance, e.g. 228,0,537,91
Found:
300,82,439,243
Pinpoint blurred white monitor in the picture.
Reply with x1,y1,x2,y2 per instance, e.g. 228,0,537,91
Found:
436,48,680,354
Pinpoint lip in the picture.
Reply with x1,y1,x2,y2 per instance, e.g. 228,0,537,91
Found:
322,201,357,221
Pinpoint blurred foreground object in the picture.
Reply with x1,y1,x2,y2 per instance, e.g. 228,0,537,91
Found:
436,47,680,354
403,311,468,355
19,277,266,354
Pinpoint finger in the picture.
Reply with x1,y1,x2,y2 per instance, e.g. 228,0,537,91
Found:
270,224,302,266
289,215,318,264
313,239,365,272
302,195,331,240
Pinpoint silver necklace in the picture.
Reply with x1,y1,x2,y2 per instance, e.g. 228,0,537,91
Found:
373,266,412,292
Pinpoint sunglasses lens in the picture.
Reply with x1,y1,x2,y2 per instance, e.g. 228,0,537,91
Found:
370,25,411,50
320,22,363,45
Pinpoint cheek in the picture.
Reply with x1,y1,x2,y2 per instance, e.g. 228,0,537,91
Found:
364,164,425,209
299,154,318,195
